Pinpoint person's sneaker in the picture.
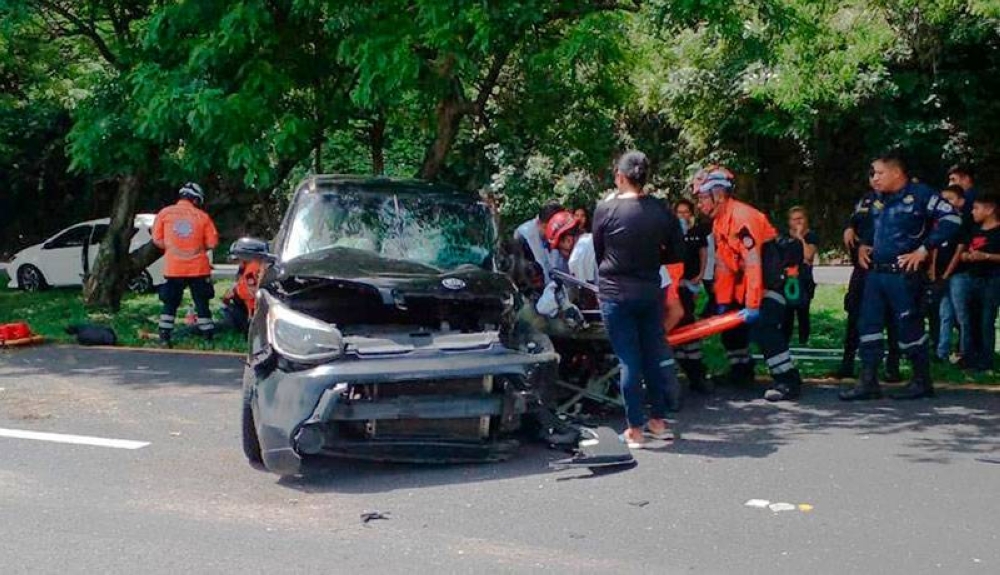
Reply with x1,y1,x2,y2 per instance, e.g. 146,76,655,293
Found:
764,384,800,402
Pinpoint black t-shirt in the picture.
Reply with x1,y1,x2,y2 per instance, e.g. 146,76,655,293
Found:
965,225,1000,277
593,195,683,302
682,221,710,280
934,214,974,277
800,230,819,287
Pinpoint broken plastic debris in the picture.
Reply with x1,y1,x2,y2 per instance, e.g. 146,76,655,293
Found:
769,502,796,512
798,504,814,512
360,510,391,524
169,431,181,437
745,499,770,508
627,500,650,508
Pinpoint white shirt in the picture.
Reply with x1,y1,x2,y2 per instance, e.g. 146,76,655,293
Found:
513,217,553,282
568,233,597,283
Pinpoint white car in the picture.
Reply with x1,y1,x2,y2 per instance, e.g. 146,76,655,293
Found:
7,214,166,292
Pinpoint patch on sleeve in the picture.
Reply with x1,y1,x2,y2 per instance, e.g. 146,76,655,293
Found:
737,225,756,249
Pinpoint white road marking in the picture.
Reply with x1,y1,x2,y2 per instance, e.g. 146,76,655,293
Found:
0,428,149,450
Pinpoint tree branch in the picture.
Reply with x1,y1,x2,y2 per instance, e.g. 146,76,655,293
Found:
31,0,122,70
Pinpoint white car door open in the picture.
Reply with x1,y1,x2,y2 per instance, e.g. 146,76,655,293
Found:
40,225,92,286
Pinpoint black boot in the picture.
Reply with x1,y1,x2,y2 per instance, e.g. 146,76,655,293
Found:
684,361,714,394
764,371,801,402
890,359,935,400
158,329,173,349
883,355,903,383
721,364,755,388
839,366,882,401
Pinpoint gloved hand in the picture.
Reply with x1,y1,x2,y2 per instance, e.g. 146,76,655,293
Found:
738,308,760,324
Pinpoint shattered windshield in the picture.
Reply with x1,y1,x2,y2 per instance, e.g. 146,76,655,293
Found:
282,188,495,271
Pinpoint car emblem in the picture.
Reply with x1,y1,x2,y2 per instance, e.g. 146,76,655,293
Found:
442,278,466,290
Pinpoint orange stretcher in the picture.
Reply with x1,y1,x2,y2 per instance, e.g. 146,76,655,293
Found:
667,311,745,347
0,322,45,348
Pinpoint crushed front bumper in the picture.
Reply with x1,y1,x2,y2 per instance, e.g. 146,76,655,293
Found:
251,346,558,475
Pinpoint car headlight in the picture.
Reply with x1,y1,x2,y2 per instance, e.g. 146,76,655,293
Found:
264,293,343,363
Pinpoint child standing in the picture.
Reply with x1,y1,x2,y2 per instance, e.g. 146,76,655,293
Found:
959,193,1000,372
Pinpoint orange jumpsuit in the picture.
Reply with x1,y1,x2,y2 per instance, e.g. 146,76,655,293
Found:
710,199,800,390
712,199,778,310
152,199,219,278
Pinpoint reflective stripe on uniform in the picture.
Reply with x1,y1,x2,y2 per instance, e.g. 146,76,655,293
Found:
766,351,792,367
158,315,175,330
860,333,884,343
765,290,786,305
770,362,795,375
659,358,676,368
898,334,929,350
940,215,962,226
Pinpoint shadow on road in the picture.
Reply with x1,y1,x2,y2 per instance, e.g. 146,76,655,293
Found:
0,345,242,391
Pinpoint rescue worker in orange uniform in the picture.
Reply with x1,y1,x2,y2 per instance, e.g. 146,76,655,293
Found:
221,256,262,333
695,168,803,402
152,183,219,347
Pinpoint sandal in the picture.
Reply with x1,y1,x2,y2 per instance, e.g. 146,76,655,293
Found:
643,424,675,441
619,433,666,450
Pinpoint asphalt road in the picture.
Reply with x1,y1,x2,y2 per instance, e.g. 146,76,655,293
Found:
1,346,997,574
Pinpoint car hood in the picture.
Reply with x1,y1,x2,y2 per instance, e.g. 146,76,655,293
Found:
274,247,513,300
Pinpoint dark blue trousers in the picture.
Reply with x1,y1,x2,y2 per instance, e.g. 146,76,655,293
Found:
858,272,928,367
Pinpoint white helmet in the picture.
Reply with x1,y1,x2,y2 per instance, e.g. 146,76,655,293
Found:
179,182,205,205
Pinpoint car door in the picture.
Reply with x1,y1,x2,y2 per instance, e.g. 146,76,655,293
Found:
85,224,110,278
39,225,93,286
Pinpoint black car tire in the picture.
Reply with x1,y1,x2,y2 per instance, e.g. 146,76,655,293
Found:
241,370,264,467
17,264,48,292
127,270,154,294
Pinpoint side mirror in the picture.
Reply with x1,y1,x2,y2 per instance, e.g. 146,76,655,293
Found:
229,237,276,263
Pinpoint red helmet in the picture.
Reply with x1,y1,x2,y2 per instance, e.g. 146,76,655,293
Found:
545,210,581,248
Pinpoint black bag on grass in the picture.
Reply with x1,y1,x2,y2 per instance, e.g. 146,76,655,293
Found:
65,324,118,346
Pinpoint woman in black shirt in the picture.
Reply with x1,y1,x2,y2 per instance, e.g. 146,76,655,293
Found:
593,151,684,448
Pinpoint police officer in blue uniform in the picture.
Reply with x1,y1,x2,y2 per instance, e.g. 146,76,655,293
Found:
840,153,962,401
837,177,902,382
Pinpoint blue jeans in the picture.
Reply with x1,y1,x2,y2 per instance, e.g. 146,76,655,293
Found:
949,273,976,359
972,276,1000,370
937,287,955,359
600,297,678,427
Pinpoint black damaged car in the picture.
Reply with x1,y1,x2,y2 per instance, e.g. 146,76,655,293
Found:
237,175,560,475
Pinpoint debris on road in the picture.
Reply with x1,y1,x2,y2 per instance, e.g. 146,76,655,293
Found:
361,510,391,524
745,499,770,508
628,500,650,508
768,502,797,512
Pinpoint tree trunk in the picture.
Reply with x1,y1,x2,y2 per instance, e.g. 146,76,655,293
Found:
370,115,386,176
83,173,146,312
418,84,469,181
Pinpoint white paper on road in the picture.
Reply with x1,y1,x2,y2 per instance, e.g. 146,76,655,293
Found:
745,499,771,508
0,427,149,449
769,502,797,512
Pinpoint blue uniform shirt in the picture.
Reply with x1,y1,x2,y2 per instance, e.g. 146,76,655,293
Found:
864,182,962,264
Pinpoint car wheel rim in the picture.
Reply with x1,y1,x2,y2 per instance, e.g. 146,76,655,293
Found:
129,272,152,293
21,268,41,291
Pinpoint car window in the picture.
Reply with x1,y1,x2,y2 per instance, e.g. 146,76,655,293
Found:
90,224,109,245
282,190,495,270
46,225,93,249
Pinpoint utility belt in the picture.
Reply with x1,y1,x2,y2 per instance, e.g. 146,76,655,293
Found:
869,262,913,274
